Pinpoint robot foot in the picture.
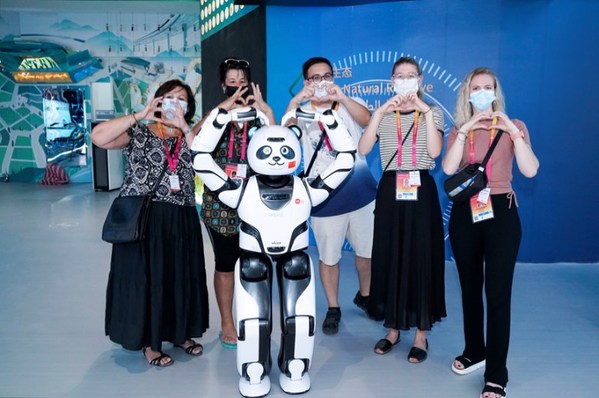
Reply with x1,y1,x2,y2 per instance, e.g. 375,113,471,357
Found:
239,363,271,398
279,359,311,395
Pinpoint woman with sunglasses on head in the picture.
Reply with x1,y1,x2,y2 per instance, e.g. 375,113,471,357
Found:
358,57,446,363
92,79,209,367
192,57,275,349
442,67,538,398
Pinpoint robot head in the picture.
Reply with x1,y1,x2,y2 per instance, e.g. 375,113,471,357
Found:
247,125,302,176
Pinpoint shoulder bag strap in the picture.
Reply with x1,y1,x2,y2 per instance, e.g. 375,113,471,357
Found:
479,130,504,169
382,120,416,173
299,102,338,178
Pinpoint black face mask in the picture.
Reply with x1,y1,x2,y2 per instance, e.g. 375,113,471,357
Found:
224,85,254,104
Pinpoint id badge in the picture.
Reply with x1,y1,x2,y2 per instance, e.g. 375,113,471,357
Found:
169,174,181,192
224,163,246,179
396,172,418,201
470,191,494,223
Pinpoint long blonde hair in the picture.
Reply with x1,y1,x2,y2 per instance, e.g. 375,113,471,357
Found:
454,67,505,128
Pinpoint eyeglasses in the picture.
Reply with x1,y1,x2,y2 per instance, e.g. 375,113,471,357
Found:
223,58,250,68
392,73,419,80
307,72,334,84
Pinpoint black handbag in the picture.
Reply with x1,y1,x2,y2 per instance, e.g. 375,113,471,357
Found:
444,130,503,203
101,195,152,243
101,147,170,244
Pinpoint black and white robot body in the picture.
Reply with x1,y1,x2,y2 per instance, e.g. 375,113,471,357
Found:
190,106,356,398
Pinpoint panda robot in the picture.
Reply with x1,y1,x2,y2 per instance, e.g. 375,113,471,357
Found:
192,106,355,397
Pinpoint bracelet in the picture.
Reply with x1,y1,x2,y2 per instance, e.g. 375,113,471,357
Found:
130,113,138,126
424,107,432,114
510,130,524,142
182,126,193,135
456,130,467,141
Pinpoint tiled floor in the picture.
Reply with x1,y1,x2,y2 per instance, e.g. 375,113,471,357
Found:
0,182,598,397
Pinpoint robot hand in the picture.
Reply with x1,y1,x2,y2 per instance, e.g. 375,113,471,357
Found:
282,107,356,207
230,106,271,126
281,107,322,127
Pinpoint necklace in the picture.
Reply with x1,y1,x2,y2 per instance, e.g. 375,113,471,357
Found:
155,122,180,139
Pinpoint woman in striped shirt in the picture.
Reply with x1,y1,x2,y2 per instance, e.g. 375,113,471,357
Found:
358,57,446,363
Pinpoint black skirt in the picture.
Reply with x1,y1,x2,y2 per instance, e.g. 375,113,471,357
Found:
105,201,209,351
367,171,446,330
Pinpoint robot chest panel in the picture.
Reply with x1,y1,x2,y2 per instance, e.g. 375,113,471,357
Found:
237,178,311,231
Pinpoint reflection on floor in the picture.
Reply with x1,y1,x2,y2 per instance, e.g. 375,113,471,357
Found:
0,182,598,397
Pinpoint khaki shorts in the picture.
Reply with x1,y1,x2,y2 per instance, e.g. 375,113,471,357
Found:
310,200,375,266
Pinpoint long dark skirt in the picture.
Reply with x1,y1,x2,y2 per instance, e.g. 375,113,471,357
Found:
105,201,209,351
367,170,446,331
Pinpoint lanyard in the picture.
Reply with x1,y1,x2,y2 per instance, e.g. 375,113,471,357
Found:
227,122,248,163
468,116,498,178
163,135,182,172
395,110,420,168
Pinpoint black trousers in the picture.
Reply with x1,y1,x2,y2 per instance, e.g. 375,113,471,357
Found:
448,194,521,387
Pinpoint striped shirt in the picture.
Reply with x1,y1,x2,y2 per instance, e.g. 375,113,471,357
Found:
376,107,444,171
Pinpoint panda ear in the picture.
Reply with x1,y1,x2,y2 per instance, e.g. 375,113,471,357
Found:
288,125,302,140
247,125,259,139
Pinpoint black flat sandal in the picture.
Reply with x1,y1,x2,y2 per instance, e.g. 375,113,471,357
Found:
142,347,174,367
481,383,506,398
407,339,429,363
175,339,203,356
374,336,400,355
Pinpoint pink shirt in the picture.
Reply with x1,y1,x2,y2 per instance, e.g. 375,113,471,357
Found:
447,119,531,195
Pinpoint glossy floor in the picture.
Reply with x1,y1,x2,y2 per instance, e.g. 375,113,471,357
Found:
0,182,597,397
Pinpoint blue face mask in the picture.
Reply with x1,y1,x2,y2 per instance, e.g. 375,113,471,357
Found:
469,89,496,111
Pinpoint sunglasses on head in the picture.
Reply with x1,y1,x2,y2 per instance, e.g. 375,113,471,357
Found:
223,58,250,68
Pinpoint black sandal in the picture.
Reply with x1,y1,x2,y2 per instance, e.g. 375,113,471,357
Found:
407,339,428,363
322,307,341,335
175,339,203,356
374,336,400,355
481,383,506,397
142,347,174,367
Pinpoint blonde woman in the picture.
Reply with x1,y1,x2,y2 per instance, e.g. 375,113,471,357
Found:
442,67,539,398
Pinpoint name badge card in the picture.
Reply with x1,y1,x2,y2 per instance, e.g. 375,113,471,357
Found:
470,192,494,223
396,172,418,201
169,175,181,192
225,163,247,179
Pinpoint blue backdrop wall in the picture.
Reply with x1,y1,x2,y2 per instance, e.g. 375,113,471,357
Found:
265,0,599,263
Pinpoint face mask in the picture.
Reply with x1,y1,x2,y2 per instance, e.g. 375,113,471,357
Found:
161,98,188,119
393,78,419,96
469,89,496,111
224,85,239,98
314,82,329,98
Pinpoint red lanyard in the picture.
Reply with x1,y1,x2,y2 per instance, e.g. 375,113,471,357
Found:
468,116,498,178
227,122,248,163
163,134,182,172
395,110,420,168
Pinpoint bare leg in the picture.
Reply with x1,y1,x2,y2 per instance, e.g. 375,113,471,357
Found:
319,261,340,308
214,270,237,344
355,255,371,296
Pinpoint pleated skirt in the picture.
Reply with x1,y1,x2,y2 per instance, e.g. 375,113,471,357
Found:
367,171,447,330
105,201,209,351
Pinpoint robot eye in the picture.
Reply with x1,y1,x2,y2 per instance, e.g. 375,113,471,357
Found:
280,145,295,160
257,145,272,159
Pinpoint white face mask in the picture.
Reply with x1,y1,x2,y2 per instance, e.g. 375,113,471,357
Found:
469,89,496,111
313,82,329,99
393,78,419,96
162,98,188,119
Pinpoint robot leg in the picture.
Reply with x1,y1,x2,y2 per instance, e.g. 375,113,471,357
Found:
276,251,316,394
235,252,273,398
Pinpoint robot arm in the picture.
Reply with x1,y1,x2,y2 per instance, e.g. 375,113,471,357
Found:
191,107,269,207
284,108,356,207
